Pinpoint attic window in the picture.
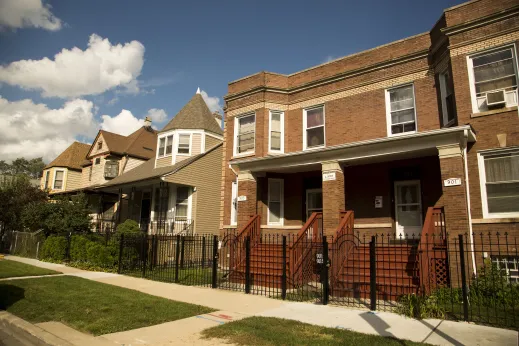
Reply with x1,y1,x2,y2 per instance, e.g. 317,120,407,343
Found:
97,141,103,150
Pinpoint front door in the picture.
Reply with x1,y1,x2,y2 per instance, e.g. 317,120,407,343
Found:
394,180,423,239
306,189,323,219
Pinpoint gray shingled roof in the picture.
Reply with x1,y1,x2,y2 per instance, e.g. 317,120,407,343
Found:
98,143,223,188
160,93,223,135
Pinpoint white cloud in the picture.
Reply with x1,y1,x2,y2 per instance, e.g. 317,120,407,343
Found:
200,90,222,113
0,34,145,98
100,109,144,136
0,0,62,31
0,96,96,163
146,108,167,123
322,55,337,64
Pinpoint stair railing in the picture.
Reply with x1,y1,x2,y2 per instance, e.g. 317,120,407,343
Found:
289,212,323,288
229,215,261,275
330,210,355,288
418,207,445,295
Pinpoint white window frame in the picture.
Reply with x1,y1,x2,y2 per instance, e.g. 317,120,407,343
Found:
466,44,519,114
303,105,326,151
491,255,519,284
177,133,192,156
52,169,66,190
385,83,418,137
157,134,174,158
43,170,50,189
439,69,456,127
268,110,284,154
477,148,519,219
174,185,191,221
267,178,284,226
230,181,238,226
233,113,256,157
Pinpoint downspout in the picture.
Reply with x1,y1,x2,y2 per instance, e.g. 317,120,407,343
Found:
462,130,477,276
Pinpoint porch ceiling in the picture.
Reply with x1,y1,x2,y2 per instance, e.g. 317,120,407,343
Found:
231,125,476,173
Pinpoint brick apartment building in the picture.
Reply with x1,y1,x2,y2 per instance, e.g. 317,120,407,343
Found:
220,0,519,284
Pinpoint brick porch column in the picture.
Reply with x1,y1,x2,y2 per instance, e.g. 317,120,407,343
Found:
437,144,472,286
322,161,345,236
237,170,258,229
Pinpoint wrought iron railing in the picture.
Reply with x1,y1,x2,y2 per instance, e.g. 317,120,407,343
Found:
330,210,355,289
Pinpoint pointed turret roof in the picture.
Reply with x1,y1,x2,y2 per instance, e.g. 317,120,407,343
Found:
45,141,91,171
160,92,223,135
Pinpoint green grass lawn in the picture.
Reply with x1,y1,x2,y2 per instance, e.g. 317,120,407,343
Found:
202,317,431,346
443,303,519,331
0,260,61,279
0,276,215,335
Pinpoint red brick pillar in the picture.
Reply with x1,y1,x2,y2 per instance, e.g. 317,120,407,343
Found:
322,161,345,236
237,170,258,229
437,144,472,287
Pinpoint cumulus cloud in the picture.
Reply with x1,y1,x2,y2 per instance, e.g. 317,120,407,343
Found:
200,90,222,113
0,96,96,163
146,108,167,123
0,0,62,31
0,34,145,98
100,109,144,136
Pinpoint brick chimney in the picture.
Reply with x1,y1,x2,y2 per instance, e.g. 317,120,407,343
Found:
213,111,223,129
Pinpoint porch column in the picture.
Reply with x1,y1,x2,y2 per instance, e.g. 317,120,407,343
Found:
322,161,345,236
437,144,472,286
237,170,258,229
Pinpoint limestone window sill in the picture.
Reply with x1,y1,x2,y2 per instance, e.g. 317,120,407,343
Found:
472,218,519,224
471,106,517,118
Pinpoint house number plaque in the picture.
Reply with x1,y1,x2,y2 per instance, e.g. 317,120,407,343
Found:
444,178,461,187
322,172,336,181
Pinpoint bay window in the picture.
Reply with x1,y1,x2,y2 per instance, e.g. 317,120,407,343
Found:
53,170,64,190
234,113,255,155
478,149,519,218
158,135,173,157
304,106,325,150
178,134,190,154
386,84,417,136
269,111,284,153
468,46,518,113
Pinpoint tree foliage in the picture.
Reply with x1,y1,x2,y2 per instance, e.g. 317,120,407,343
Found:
0,157,46,179
0,175,47,232
21,193,92,236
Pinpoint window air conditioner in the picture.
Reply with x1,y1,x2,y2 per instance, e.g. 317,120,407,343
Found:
486,90,506,107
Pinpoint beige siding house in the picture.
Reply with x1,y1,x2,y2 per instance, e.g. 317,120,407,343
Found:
41,142,90,195
97,90,224,235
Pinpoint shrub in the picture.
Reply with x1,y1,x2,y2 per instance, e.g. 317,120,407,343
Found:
116,219,142,235
69,235,90,262
86,241,114,268
40,236,67,262
396,293,445,320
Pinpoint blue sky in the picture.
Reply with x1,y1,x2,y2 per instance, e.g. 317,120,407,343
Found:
0,0,462,162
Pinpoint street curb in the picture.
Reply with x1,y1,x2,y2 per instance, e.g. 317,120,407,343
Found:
0,311,74,346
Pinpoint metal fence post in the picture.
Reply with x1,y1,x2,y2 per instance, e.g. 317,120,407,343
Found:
175,234,181,283
211,235,218,288
141,234,147,278
458,234,469,321
322,236,330,305
245,236,251,294
202,236,206,268
370,236,377,311
118,233,124,274
281,236,287,300
180,237,185,269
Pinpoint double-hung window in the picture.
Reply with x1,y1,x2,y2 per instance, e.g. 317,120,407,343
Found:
467,46,518,113
268,179,284,225
158,135,173,157
478,149,519,218
178,134,190,154
269,111,284,153
44,171,50,189
304,106,325,150
234,113,255,155
53,170,64,190
439,70,456,126
175,186,190,221
386,84,417,136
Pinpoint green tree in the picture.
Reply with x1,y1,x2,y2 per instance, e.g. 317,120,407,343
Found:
21,193,92,236
0,175,47,233
0,157,46,178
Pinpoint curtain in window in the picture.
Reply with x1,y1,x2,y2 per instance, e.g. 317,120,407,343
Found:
389,85,416,134
473,49,517,94
485,154,519,213
270,113,281,150
238,116,255,153
306,107,324,148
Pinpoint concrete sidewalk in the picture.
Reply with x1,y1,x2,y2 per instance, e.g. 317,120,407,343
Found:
4,256,518,346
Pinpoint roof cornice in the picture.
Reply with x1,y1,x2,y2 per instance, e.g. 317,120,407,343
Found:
441,5,519,36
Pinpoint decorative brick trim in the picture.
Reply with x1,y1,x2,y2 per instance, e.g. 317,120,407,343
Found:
450,30,519,57
226,70,429,118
